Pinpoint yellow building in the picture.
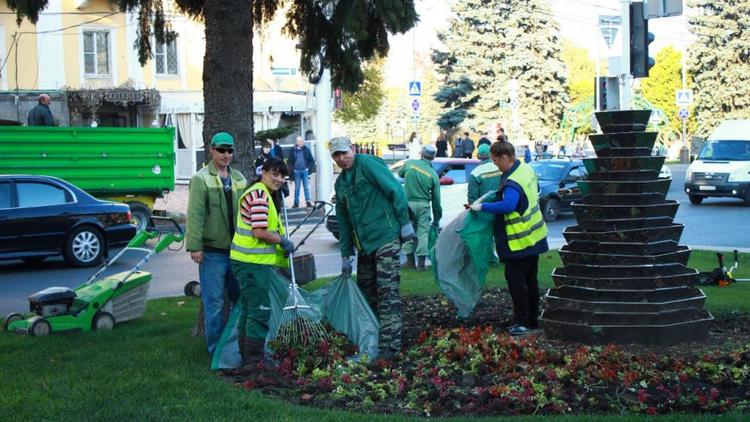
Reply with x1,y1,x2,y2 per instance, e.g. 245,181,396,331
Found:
1,0,318,179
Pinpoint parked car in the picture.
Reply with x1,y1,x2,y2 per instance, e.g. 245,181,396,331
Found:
530,159,586,222
325,158,481,240
0,175,137,266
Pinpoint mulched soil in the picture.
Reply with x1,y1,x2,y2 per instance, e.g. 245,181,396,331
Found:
403,288,750,358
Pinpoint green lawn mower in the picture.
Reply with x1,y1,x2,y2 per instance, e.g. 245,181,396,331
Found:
3,217,184,336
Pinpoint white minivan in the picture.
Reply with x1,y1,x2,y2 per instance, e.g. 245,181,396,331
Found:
684,119,750,205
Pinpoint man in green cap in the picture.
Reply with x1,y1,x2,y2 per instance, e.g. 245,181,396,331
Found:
186,131,248,356
399,144,442,271
468,143,501,204
330,136,415,360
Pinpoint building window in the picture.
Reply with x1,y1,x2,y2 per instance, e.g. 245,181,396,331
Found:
83,31,110,76
155,40,179,76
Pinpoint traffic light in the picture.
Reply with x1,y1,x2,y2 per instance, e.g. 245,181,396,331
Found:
630,2,655,78
595,76,620,111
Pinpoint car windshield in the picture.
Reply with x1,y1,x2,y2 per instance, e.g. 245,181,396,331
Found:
698,140,750,161
530,161,567,181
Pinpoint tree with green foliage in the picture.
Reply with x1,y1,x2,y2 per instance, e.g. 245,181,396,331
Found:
687,0,750,135
334,57,385,124
640,46,696,139
561,41,595,106
433,0,568,140
5,0,417,174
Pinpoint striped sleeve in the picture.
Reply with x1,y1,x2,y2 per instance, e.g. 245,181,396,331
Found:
240,189,269,229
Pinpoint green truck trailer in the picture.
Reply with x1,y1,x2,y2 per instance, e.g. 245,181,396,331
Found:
0,125,175,231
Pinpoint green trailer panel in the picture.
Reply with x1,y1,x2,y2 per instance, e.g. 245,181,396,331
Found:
0,126,175,196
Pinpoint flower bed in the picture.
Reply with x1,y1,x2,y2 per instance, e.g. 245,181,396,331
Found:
225,289,750,416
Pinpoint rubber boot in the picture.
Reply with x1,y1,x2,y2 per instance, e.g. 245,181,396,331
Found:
416,255,427,272
241,338,266,368
403,254,416,269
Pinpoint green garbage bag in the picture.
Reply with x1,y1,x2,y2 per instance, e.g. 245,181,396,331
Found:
322,276,379,359
210,304,242,370
212,271,380,369
430,193,496,318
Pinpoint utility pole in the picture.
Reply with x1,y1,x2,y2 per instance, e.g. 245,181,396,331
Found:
680,50,690,163
620,0,632,110
314,69,333,203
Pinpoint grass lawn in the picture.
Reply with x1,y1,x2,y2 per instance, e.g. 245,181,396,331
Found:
1,249,748,421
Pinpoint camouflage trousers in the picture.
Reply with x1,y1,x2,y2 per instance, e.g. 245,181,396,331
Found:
357,239,402,353
402,200,432,257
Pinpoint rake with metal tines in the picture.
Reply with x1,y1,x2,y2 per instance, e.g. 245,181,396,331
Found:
269,198,328,348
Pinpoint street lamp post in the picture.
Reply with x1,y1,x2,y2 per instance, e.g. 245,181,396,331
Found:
313,0,337,203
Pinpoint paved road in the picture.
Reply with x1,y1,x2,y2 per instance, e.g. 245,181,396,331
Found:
2,163,749,316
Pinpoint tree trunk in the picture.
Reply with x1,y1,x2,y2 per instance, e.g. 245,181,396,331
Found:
202,0,255,175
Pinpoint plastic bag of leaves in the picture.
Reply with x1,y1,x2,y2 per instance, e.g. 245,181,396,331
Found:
430,197,495,319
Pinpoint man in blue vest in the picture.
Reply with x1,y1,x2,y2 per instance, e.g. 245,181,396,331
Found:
468,141,548,336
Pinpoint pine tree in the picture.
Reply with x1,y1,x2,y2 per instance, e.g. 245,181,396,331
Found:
688,0,750,134
433,0,568,140
5,0,418,174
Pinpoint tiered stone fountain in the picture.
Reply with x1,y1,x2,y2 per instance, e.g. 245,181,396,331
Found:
540,110,713,345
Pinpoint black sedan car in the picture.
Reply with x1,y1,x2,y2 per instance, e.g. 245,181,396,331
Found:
529,159,587,222
0,175,136,266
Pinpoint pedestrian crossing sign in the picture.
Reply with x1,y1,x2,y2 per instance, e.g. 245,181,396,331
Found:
408,81,422,96
675,89,693,106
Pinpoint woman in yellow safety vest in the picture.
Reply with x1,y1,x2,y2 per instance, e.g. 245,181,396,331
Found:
230,156,294,365
466,141,548,337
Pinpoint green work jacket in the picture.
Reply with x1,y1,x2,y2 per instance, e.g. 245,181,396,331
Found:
468,160,501,204
398,158,442,222
335,154,410,256
186,161,247,251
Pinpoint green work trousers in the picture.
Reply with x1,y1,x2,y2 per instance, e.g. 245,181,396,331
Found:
402,200,432,257
232,260,277,340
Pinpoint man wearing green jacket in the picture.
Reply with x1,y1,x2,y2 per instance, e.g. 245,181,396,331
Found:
331,136,415,360
468,144,502,204
398,145,442,271
186,132,248,355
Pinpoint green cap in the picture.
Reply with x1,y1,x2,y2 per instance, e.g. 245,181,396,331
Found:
211,132,234,146
478,144,491,157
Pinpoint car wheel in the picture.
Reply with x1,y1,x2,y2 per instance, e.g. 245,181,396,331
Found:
30,317,51,337
128,203,152,232
64,226,105,267
542,198,560,222
4,313,23,331
92,312,115,331
744,190,750,206
22,256,46,265
332,231,340,240
184,280,201,297
689,195,703,205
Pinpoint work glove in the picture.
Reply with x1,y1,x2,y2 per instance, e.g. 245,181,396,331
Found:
400,223,417,243
279,236,295,256
341,256,353,277
469,203,482,212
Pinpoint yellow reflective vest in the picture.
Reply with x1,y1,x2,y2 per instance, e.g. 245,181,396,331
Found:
503,163,548,252
230,182,289,267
